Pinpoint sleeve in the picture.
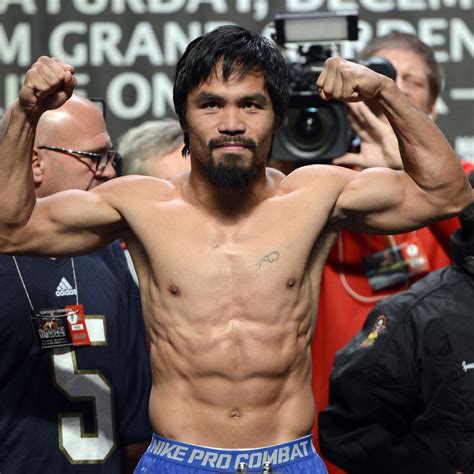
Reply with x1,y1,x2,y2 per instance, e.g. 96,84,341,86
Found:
318,300,455,474
109,243,153,446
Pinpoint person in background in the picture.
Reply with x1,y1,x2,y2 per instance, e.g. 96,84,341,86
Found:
307,33,473,473
0,94,152,473
318,171,474,473
118,119,189,180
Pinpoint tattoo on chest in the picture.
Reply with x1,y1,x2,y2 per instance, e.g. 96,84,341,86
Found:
255,251,280,271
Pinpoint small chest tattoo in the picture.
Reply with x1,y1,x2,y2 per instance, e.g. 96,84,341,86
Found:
255,251,280,271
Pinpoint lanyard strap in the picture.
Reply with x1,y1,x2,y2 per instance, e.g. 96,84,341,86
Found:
13,256,79,311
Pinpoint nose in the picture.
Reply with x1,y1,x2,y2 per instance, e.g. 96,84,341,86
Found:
96,159,117,180
218,107,246,136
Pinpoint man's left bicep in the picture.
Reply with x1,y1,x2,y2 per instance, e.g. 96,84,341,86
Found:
335,168,443,233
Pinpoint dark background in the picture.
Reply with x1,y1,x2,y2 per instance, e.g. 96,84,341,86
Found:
1,0,473,161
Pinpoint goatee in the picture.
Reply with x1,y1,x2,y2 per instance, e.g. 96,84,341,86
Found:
204,153,258,187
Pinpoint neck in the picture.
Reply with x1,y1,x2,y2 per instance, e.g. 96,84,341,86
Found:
186,163,272,221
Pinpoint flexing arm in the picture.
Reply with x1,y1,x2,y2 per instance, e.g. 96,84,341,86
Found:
317,57,472,233
0,57,123,255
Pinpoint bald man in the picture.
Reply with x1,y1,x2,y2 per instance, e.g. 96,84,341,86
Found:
0,95,152,473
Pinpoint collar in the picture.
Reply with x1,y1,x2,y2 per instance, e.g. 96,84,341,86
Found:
450,229,474,275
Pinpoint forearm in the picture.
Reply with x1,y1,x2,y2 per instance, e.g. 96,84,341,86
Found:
375,79,470,208
0,100,37,227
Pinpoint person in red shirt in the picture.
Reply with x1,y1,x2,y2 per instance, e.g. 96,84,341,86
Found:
311,32,473,473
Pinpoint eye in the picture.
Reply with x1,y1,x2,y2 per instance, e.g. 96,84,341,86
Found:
243,101,260,110
202,101,219,110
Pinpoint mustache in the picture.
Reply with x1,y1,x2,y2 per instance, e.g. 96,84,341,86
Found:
208,136,257,151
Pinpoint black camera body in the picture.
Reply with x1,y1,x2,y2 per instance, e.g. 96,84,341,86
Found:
272,13,396,164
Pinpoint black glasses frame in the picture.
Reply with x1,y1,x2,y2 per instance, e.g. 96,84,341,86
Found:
38,145,121,172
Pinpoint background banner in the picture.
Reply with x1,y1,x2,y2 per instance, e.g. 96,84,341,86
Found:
1,0,473,161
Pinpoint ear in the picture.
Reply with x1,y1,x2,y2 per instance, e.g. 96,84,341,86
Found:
429,102,437,122
31,148,45,186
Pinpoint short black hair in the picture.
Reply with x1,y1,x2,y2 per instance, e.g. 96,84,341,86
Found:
173,25,289,156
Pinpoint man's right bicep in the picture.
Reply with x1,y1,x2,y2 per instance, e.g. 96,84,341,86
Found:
2,189,123,256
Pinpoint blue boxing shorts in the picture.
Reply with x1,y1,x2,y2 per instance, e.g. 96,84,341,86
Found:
134,433,327,473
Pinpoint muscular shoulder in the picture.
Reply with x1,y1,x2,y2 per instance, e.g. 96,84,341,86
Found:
93,175,178,200
277,163,355,197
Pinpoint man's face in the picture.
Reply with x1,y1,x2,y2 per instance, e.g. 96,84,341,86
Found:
374,48,436,116
35,99,116,196
184,66,276,187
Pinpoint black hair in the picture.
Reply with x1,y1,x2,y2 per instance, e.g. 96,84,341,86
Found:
173,25,289,156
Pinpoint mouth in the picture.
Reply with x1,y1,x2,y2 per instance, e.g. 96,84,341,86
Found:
215,143,248,151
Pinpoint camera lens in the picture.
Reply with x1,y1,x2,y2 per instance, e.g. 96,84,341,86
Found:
286,105,336,152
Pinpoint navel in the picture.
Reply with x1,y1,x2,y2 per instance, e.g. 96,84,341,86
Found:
286,277,296,288
230,409,241,418
168,284,181,296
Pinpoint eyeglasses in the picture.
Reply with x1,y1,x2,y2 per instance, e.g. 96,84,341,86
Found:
38,145,121,172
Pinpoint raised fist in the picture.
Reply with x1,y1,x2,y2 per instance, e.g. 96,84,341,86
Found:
19,56,76,120
316,57,390,103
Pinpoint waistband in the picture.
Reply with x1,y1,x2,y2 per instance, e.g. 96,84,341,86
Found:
146,433,316,472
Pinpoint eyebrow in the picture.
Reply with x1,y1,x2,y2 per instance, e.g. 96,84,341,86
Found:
194,91,270,105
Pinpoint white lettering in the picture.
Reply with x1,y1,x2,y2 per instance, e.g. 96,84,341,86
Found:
398,0,426,9
124,22,163,65
72,0,108,14
152,73,174,117
428,0,472,7
376,19,416,36
188,448,205,463
0,23,30,65
108,73,151,119
234,454,249,469
360,0,394,11
0,0,36,14
450,18,474,61
216,453,232,468
171,446,187,461
328,0,358,10
163,22,201,65
46,0,60,13
202,451,218,467
49,22,88,66
186,0,228,13
90,22,123,66
249,452,263,468
278,446,290,464
148,0,187,12
419,18,449,62
110,0,147,13
285,0,325,12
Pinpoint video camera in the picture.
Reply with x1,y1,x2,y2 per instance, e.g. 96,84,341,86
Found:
271,12,397,164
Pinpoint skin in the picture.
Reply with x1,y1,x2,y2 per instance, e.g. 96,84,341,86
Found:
0,55,471,449
332,48,436,170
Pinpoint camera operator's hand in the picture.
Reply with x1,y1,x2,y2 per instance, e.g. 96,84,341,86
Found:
332,102,403,170
316,57,387,102
19,56,76,122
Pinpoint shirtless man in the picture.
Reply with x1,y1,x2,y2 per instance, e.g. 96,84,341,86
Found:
0,26,471,474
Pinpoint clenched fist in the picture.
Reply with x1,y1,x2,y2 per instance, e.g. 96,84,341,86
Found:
316,57,392,103
19,56,76,120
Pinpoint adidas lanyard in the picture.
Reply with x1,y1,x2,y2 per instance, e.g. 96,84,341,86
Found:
13,256,79,311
